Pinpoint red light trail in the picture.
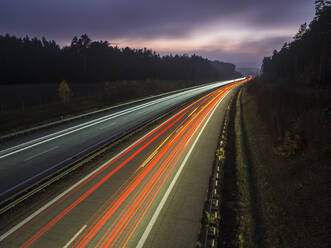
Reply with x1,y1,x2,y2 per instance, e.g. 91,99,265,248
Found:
0,77,250,248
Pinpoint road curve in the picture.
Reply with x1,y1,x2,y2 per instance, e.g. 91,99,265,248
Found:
0,78,250,248
0,78,245,202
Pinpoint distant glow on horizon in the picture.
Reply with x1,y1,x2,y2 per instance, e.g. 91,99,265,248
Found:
107,25,296,55
54,24,300,68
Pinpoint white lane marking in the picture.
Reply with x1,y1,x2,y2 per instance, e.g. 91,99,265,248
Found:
63,224,87,248
0,83,236,242
0,98,169,159
0,102,189,242
23,146,58,161
136,90,231,248
0,94,178,156
0,91,173,154
0,78,244,159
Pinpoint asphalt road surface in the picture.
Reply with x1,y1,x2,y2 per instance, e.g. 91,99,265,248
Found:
0,78,244,202
0,78,249,247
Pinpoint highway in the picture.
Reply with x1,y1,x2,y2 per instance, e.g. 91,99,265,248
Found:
0,77,249,247
0,78,245,203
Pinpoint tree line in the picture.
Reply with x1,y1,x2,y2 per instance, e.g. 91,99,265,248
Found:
262,0,331,88
0,34,240,84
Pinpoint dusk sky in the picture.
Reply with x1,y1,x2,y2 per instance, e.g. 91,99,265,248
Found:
0,0,315,68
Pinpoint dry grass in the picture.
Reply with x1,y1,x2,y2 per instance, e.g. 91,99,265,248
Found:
240,79,331,247
246,79,331,159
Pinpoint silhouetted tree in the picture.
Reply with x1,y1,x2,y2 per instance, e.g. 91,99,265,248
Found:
262,1,331,87
0,34,240,85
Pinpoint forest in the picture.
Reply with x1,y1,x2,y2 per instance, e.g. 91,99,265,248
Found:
0,34,239,84
262,0,331,88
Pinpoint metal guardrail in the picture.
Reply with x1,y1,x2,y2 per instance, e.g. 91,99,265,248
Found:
197,92,235,248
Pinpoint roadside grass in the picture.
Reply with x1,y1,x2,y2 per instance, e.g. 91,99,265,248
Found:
246,79,331,159
220,87,261,248
236,79,331,247
234,88,263,248
219,92,241,248
221,80,330,247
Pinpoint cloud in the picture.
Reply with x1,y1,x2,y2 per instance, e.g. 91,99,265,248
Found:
0,0,314,39
0,0,315,67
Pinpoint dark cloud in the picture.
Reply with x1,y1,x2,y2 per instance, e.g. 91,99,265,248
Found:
0,0,314,67
0,0,314,39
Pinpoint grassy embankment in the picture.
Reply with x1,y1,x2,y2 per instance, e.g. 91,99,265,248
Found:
0,79,203,136
221,79,330,247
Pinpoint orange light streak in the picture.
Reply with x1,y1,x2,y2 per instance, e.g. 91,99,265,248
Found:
17,78,250,248
74,84,229,247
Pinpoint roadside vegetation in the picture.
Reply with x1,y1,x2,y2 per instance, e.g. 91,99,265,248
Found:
0,33,240,135
221,1,330,247
220,88,263,248
262,0,330,88
0,34,240,84
229,78,330,247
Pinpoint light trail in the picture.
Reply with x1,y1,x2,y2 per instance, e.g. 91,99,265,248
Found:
71,95,216,247
0,77,251,248
0,78,244,159
18,112,185,248
72,82,232,247
17,87,218,248
66,93,217,247
69,79,250,248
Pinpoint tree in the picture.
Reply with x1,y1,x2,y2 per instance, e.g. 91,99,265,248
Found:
261,1,331,87
0,33,239,84
58,80,72,104
293,23,307,40
315,0,331,17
